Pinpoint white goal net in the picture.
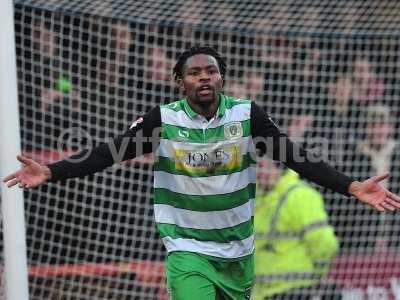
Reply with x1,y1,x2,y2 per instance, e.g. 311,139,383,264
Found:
2,0,400,299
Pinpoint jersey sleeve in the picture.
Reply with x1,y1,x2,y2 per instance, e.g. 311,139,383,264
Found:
48,106,161,182
250,102,353,196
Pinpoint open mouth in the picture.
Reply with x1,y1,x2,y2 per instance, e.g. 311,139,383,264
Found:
197,85,213,97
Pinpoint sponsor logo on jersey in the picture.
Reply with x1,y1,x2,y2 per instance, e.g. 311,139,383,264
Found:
177,129,189,140
174,145,242,174
129,117,144,129
224,122,243,139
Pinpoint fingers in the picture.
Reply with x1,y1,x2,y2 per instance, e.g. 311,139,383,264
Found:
373,203,386,212
385,196,400,209
372,173,389,183
387,190,400,203
5,177,21,188
4,176,31,189
380,201,396,212
373,192,400,212
3,171,19,183
3,155,35,188
18,182,29,189
17,155,32,165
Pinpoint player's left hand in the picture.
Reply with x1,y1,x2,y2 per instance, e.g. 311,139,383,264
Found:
349,173,400,212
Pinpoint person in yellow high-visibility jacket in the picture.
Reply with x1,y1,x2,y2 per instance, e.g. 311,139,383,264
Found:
254,159,339,300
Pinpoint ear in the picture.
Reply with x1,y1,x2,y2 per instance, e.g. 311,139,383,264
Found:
176,78,184,90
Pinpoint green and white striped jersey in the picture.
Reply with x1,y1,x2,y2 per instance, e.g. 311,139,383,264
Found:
48,93,353,261
154,94,257,260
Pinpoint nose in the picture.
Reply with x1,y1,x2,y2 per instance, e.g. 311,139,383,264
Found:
199,70,210,81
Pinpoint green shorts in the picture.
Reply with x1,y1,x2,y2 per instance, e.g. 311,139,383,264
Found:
166,251,254,300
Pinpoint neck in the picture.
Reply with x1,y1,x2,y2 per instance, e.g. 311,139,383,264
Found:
187,95,219,119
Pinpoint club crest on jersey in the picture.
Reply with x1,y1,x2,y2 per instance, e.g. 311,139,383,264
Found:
169,102,178,109
129,117,143,129
224,122,243,139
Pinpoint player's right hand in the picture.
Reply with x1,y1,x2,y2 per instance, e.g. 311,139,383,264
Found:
2,155,51,188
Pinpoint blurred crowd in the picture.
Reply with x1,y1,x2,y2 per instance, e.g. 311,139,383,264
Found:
14,6,400,259
8,3,400,299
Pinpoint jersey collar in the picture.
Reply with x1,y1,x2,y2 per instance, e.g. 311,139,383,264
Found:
182,93,227,120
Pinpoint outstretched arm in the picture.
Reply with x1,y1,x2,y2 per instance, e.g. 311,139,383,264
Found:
251,102,353,195
251,102,400,212
3,106,161,188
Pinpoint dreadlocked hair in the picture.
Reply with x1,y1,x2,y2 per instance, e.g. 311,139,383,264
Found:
173,45,227,80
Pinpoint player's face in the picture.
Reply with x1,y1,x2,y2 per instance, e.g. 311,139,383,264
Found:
180,54,223,107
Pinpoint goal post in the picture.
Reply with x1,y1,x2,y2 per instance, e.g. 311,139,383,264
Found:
0,0,29,299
